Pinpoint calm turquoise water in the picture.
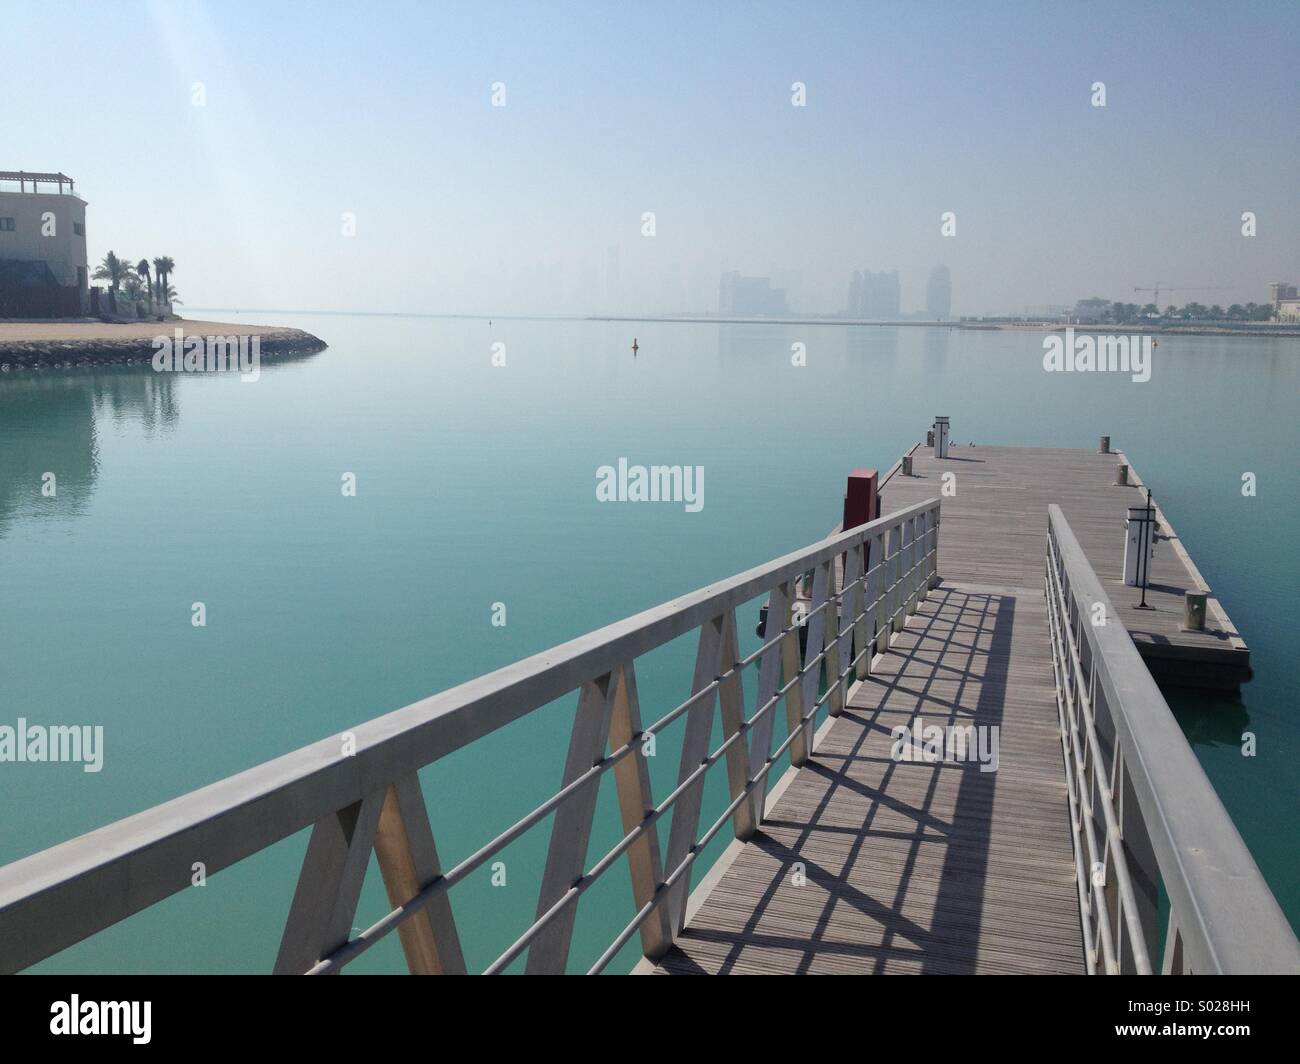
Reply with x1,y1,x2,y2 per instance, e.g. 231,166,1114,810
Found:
1,315,1296,972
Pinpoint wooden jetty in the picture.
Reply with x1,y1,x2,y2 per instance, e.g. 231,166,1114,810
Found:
877,441,1249,689
0,430,1294,976
648,580,1079,974
646,436,1261,975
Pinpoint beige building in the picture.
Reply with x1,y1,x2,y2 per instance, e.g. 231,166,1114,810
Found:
1268,282,1299,322
1276,298,1300,323
0,170,88,315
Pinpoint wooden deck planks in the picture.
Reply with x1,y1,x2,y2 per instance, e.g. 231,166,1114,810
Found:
652,582,1084,975
878,444,1249,686
651,441,1240,975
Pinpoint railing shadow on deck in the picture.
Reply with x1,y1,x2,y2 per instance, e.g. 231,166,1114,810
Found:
656,585,1015,975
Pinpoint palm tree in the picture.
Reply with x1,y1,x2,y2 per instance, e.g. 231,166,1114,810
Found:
92,251,132,313
136,259,152,307
122,272,146,316
153,256,175,304
92,251,130,293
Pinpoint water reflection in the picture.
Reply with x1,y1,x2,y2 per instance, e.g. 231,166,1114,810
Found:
1167,687,1251,749
0,367,180,534
848,324,899,363
715,323,792,362
712,322,907,366
93,368,182,434
923,325,952,369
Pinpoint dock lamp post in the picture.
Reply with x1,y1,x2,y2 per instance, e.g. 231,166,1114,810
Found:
933,416,950,459
1123,489,1157,608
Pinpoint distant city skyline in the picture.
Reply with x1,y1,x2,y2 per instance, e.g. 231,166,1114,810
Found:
6,0,1297,318
847,269,900,319
927,266,952,320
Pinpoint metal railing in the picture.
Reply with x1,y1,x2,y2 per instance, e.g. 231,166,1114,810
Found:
0,170,78,195
1045,504,1299,974
0,498,941,974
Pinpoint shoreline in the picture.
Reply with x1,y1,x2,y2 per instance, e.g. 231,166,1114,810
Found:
586,314,1300,339
0,319,328,370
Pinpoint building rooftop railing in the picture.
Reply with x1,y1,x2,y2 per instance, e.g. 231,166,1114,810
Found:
0,171,78,195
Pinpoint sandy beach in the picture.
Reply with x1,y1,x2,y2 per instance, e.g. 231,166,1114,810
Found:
0,318,310,342
0,318,327,369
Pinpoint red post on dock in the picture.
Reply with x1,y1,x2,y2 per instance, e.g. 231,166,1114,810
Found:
843,468,879,530
842,469,880,663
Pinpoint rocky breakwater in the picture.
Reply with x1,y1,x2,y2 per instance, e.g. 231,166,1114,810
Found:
0,322,327,372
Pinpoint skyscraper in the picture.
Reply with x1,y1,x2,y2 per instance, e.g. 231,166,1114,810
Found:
927,266,952,320
846,269,900,318
718,271,788,316
865,270,900,318
847,270,864,316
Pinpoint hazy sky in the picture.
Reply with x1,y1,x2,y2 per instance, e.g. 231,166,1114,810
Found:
7,0,1298,317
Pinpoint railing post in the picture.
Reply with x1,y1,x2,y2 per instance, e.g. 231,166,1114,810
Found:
794,561,831,762
748,581,793,827
1161,916,1185,974
849,540,870,680
929,505,941,587
904,515,915,613
373,773,467,975
781,611,808,767
919,511,930,601
274,789,387,975
1117,756,1161,973
663,617,726,936
526,674,617,973
716,611,758,842
904,516,920,615
870,533,889,657
918,508,931,591
887,522,905,634
608,662,673,962
823,568,844,718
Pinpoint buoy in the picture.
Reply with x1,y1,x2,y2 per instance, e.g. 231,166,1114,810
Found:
631,338,639,354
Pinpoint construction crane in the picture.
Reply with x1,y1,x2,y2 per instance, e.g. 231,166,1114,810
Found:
1132,284,1230,308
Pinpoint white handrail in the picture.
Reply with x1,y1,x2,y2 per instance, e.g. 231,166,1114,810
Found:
1045,504,1298,974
